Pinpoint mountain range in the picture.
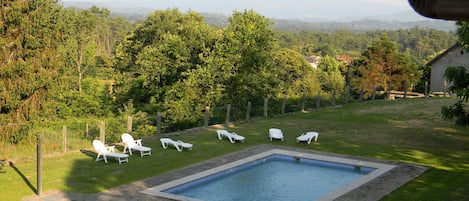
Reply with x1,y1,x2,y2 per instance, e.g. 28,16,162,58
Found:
61,1,457,32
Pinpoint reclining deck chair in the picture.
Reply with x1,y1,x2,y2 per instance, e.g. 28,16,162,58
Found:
92,140,129,164
269,128,284,141
121,133,152,157
216,130,245,143
160,138,193,152
296,132,319,144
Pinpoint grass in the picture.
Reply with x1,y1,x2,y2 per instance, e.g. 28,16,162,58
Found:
1,97,468,200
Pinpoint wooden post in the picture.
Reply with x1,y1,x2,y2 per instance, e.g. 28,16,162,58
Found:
246,101,251,121
301,94,305,112
316,91,321,109
36,135,42,196
345,84,350,103
225,104,231,127
332,89,336,106
443,80,447,97
204,106,210,128
100,121,105,143
263,98,268,117
281,96,286,114
127,116,132,133
62,126,67,153
372,85,377,101
156,112,161,135
359,87,364,102
404,81,408,99
424,81,429,98
85,123,89,138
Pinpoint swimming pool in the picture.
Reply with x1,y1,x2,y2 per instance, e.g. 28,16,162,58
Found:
141,149,395,201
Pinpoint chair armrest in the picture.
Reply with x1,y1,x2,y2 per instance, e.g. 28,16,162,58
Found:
135,139,143,146
106,145,116,152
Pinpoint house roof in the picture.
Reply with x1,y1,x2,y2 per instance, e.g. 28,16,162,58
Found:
335,55,354,65
426,43,461,66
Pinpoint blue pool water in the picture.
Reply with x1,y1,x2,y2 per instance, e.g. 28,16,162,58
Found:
164,154,375,201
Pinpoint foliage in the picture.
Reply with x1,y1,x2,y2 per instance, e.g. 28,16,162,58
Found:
220,10,279,106
318,55,345,93
456,21,469,49
441,67,469,127
270,48,320,97
441,22,469,127
114,8,219,127
351,33,421,98
0,0,64,143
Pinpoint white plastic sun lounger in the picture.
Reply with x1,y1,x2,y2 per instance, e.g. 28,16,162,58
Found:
121,133,152,157
296,132,319,144
269,128,284,141
160,138,193,152
216,129,245,143
93,140,129,164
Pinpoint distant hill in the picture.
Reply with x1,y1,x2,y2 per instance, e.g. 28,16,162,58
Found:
61,1,457,32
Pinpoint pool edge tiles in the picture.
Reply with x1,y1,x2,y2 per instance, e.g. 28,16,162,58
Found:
140,149,396,201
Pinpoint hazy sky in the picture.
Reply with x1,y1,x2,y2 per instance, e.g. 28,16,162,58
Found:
60,0,419,20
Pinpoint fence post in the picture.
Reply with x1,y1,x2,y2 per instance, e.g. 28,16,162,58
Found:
225,104,231,127
345,84,350,103
301,94,306,112
424,81,429,98
359,87,364,102
100,121,105,143
157,112,161,135
204,106,210,128
281,96,286,114
316,91,321,109
263,98,268,117
404,81,408,99
372,85,377,101
85,123,89,138
62,126,67,153
332,89,336,106
246,101,251,121
36,134,42,196
443,80,447,97
127,116,132,133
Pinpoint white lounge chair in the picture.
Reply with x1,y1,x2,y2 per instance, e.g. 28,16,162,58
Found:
296,132,319,144
92,140,129,164
269,128,284,141
216,130,245,143
160,138,193,152
121,133,152,157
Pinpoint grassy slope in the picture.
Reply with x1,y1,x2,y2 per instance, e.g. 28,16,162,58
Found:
1,98,468,200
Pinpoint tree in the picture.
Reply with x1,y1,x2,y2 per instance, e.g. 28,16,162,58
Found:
220,10,278,106
352,33,420,98
0,0,63,143
270,48,320,98
441,21,469,127
114,9,219,127
318,55,345,94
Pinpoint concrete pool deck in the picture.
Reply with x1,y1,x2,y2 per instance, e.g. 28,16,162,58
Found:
22,144,429,201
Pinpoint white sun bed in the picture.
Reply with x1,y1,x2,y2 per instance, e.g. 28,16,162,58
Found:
216,130,245,143
92,139,129,164
296,132,319,144
160,138,193,152
121,133,152,157
269,128,284,141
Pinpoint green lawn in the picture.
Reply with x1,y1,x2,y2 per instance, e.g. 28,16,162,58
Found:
1,98,468,200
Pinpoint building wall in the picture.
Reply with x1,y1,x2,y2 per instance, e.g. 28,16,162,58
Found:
430,46,469,92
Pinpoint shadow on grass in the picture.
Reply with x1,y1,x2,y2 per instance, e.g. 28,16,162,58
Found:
9,161,36,194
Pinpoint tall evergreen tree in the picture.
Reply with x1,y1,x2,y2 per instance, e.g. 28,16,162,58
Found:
0,0,63,143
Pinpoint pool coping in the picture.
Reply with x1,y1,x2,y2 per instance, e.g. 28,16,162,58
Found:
141,148,397,201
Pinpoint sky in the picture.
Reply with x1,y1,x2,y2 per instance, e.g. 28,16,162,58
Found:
60,0,422,21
